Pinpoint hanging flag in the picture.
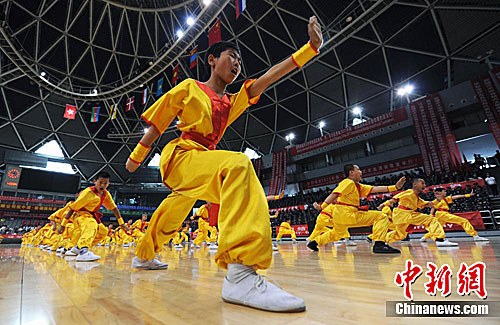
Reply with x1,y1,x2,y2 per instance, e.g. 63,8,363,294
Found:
156,78,164,97
90,106,100,122
110,103,118,120
208,18,222,46
64,104,77,120
235,0,247,19
189,47,198,69
125,97,135,112
172,64,179,84
142,87,148,104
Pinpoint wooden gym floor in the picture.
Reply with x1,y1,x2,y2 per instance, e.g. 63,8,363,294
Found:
1,237,499,324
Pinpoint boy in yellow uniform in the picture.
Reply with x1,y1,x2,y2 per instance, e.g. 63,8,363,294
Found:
420,188,488,242
125,17,324,312
307,164,404,253
131,214,148,243
173,224,190,248
191,203,215,248
60,172,129,261
308,202,335,243
276,219,297,244
382,179,457,246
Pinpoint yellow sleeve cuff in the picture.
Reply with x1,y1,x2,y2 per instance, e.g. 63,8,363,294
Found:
388,185,398,192
291,41,319,68
465,194,471,198
274,195,280,200
320,202,328,210
117,218,124,226
129,142,151,164
61,218,69,227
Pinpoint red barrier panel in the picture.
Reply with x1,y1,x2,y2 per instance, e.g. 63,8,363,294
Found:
276,224,309,237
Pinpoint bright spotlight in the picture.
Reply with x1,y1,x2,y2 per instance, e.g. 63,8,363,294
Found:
397,84,414,96
352,106,362,115
176,30,184,39
319,121,325,128
186,17,195,26
202,0,212,5
40,71,46,77
143,128,149,133
288,133,295,140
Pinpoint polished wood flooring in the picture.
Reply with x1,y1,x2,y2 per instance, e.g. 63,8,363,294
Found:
2,237,500,324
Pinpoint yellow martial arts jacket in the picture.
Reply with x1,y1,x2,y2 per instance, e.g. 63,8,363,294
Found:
141,78,260,187
433,196,453,212
132,219,148,232
333,178,373,208
48,202,73,225
279,222,292,230
69,187,119,224
393,189,429,211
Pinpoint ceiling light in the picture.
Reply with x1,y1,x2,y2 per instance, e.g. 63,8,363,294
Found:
186,17,195,26
319,121,325,128
176,30,184,39
202,0,212,5
352,106,362,115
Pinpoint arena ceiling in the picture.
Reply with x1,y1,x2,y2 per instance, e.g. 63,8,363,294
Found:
0,0,499,184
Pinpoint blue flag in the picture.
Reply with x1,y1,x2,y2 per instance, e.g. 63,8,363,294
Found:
156,78,164,97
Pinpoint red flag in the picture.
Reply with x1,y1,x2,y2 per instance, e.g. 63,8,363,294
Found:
125,97,134,112
172,64,179,84
64,104,77,120
208,19,222,46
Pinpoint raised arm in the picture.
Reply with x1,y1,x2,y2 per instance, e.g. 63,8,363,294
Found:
451,190,475,200
246,16,323,99
371,177,406,194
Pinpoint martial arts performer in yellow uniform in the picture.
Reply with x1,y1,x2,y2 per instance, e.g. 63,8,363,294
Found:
276,219,297,243
307,164,404,253
59,172,129,261
126,16,324,313
420,188,488,242
382,179,457,246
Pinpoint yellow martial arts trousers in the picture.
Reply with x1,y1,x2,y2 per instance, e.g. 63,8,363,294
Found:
74,215,108,248
135,148,271,269
193,219,211,245
386,208,445,244
316,207,390,246
173,232,189,245
276,228,297,240
309,212,334,242
422,212,477,239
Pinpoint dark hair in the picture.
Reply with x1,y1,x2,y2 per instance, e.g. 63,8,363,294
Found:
95,171,111,180
434,187,445,192
344,164,356,177
205,41,240,64
413,178,424,185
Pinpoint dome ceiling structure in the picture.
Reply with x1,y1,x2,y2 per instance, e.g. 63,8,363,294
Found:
0,0,498,184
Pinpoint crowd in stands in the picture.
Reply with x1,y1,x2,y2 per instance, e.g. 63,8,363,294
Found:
269,165,493,210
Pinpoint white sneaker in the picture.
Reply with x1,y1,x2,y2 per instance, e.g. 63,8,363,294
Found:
420,237,428,242
131,256,168,270
272,243,279,251
75,251,101,262
333,241,343,246
123,243,130,248
174,244,183,249
56,247,65,254
473,236,489,241
222,264,305,312
209,243,218,249
436,239,458,247
65,247,80,256
345,239,357,246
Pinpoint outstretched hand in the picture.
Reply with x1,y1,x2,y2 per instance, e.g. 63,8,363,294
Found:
396,176,406,190
308,16,323,50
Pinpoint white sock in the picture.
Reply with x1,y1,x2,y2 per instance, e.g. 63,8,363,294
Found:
226,263,255,284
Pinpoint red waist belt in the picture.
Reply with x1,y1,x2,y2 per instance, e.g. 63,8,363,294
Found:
397,205,414,211
436,208,449,212
320,211,333,218
181,132,217,150
81,209,103,224
336,202,369,211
